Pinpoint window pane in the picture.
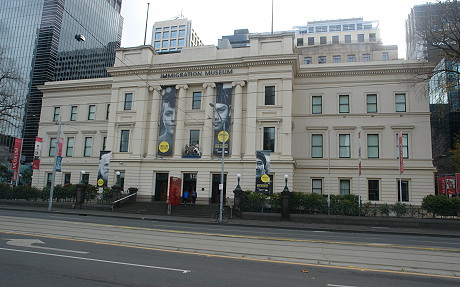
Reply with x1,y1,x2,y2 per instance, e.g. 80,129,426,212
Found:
124,93,133,110
84,137,92,157
70,106,77,121
49,138,57,156
304,57,312,64
367,94,377,113
88,105,96,120
368,180,380,200
312,96,322,114
120,130,129,152
367,134,379,158
395,93,406,112
66,137,74,157
397,180,409,202
312,134,323,158
340,179,351,195
190,130,200,145
312,179,322,194
263,127,275,152
339,134,350,158
265,86,275,105
192,92,202,109
339,95,349,113
53,107,60,122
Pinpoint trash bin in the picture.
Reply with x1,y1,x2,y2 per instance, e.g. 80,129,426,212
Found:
75,184,86,209
128,187,138,201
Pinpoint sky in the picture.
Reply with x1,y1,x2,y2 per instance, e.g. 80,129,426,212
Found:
120,0,436,59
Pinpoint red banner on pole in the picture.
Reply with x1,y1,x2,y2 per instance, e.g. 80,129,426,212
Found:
398,130,404,174
57,137,63,157
456,174,460,195
446,176,456,195
168,176,182,205
11,138,22,181
438,176,446,194
33,137,43,169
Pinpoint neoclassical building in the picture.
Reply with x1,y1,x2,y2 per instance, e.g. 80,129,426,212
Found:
35,32,435,205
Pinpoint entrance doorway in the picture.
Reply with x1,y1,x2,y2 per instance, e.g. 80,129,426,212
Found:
211,173,227,204
183,173,197,204
154,173,169,201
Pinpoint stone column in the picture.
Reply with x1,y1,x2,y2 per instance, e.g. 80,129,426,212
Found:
280,79,293,160
174,84,188,158
147,85,162,158
243,80,257,160
201,83,216,159
231,81,245,159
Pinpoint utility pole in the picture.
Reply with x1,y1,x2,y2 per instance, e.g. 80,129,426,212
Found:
48,116,61,211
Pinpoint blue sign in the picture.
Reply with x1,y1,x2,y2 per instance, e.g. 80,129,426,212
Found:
55,156,62,172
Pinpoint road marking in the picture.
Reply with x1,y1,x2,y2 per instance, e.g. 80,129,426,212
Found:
4,238,88,254
0,247,190,274
0,230,458,280
328,284,358,287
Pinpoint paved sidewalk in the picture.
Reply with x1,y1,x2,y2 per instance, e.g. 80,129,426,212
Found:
1,203,460,238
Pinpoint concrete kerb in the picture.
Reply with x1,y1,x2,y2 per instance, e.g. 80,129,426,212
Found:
0,204,459,238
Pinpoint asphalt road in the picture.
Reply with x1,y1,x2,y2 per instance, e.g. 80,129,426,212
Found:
0,210,459,286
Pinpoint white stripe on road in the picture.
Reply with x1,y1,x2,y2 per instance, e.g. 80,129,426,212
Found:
0,247,190,273
327,284,358,287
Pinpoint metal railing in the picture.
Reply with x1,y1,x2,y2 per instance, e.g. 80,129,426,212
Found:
112,192,137,211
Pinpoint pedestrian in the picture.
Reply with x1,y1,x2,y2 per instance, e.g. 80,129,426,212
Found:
192,190,197,205
183,191,189,205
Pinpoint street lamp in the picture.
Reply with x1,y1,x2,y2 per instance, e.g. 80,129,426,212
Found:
80,170,86,184
116,171,121,186
209,102,226,223
283,174,289,192
236,173,241,190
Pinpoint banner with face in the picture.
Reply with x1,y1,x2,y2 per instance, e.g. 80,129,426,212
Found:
256,150,271,194
158,86,177,156
213,83,232,156
97,151,111,187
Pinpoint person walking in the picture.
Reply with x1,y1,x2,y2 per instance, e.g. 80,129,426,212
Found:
192,189,197,205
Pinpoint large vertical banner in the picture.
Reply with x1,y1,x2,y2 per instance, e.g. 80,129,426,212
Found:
158,86,176,156
11,138,22,182
446,175,456,195
398,130,404,173
97,151,111,187
213,83,232,156
438,176,446,194
32,137,43,169
255,150,271,194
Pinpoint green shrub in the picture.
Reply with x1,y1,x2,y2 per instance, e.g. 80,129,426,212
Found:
246,192,268,211
391,202,407,217
379,203,390,217
289,192,304,212
302,193,327,214
421,194,454,217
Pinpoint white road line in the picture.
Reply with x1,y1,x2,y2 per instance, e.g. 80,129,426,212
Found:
0,247,191,273
327,284,358,287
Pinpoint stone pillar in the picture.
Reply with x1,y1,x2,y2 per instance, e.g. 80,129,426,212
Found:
231,81,245,159
201,83,216,159
174,84,188,158
147,86,162,158
243,80,257,160
280,79,293,160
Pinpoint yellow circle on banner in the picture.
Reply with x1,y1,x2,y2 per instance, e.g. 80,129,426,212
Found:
97,178,104,186
218,131,229,143
261,174,269,183
159,141,170,153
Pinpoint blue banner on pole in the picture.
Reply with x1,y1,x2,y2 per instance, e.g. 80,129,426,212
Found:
55,156,62,172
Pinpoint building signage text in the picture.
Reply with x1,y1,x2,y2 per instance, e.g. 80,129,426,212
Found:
161,69,233,79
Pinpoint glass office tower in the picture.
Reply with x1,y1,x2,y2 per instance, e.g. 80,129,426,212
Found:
0,0,123,162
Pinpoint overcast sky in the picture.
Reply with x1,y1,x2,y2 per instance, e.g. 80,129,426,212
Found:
120,0,435,59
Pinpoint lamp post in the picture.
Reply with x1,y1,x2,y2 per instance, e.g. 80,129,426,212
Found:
283,174,289,192
236,173,241,190
209,102,225,223
116,171,121,186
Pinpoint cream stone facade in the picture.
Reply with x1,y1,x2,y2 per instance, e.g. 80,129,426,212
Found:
35,32,435,205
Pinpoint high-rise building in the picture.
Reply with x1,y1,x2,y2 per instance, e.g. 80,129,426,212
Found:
0,0,123,162
151,18,203,53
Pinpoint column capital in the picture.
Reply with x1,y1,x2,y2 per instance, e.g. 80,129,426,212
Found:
203,82,216,89
232,81,246,88
176,84,189,90
149,85,162,92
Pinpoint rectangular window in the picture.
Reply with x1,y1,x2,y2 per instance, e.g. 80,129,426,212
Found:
163,31,169,39
170,39,177,47
120,130,129,152
395,93,406,112
88,105,96,120
362,54,371,62
397,180,409,202
70,106,77,121
308,37,314,45
332,55,341,63
304,57,312,64
84,137,92,157
382,52,389,61
396,133,409,159
46,173,53,187
66,137,74,157
316,26,328,33
178,38,185,46
190,130,200,145
311,134,323,158
312,179,323,194
340,179,351,195
367,94,378,113
155,32,161,40
265,86,275,105
330,25,341,32
332,35,339,44
312,96,322,114
53,107,61,122
347,54,356,62
320,36,327,45
368,180,380,201
162,40,169,48
339,95,349,113
318,56,327,64
263,127,275,152
297,38,304,46
178,30,185,37
81,173,89,185
192,92,202,109
106,104,110,119
343,24,355,31
339,134,351,158
154,41,160,49
369,33,377,42
345,35,351,43
124,93,133,110
49,138,57,157
102,136,107,151
367,134,379,158
358,34,365,42
171,30,177,38
64,173,71,185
